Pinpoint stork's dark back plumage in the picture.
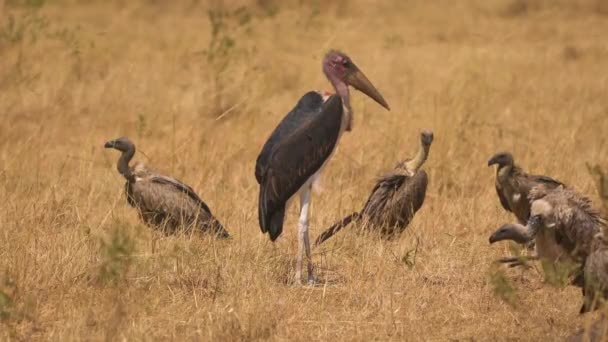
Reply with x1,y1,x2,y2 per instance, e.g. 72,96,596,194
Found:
254,50,390,284
105,137,228,238
256,92,327,184
256,92,344,240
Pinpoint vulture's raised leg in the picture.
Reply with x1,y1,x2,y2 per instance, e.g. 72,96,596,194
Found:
295,184,314,285
498,255,539,267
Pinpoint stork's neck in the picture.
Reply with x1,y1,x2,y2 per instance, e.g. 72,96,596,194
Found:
328,75,352,132
403,142,430,174
117,147,135,181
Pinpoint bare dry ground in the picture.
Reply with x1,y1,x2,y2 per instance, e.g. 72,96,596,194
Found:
1,0,608,340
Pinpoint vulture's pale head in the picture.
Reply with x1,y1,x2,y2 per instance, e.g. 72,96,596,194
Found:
420,130,434,147
488,152,514,168
104,136,135,153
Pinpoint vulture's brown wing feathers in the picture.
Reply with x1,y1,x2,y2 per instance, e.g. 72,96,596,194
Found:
527,174,564,188
314,212,361,246
361,172,406,218
558,189,605,259
125,181,136,207
396,170,428,214
127,172,227,236
567,317,608,341
361,169,428,231
530,186,606,259
495,183,512,212
149,175,213,215
381,170,428,228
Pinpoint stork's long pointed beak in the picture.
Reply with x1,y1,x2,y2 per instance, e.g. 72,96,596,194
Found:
345,67,390,110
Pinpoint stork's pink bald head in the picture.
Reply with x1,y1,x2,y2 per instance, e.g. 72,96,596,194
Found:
322,50,390,111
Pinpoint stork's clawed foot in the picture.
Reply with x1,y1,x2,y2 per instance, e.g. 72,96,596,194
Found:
292,273,317,286
294,271,303,286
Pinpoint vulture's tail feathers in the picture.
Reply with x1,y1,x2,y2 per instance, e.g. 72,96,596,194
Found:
314,212,361,246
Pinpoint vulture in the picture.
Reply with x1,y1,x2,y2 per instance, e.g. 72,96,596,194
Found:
315,130,433,245
104,137,229,238
586,163,608,212
255,50,389,284
489,185,608,311
567,316,608,342
488,151,564,224
582,233,608,313
488,152,564,264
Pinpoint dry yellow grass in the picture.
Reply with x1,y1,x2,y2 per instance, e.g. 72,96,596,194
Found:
1,0,608,340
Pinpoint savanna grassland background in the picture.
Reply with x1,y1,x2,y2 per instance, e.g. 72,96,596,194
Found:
1,0,608,340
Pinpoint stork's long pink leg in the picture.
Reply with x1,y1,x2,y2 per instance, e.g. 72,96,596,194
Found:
296,185,313,285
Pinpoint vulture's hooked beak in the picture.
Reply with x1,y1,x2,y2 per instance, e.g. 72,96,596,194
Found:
489,230,503,244
421,130,434,145
489,223,532,245
487,155,499,167
488,226,505,244
104,140,116,149
345,66,390,111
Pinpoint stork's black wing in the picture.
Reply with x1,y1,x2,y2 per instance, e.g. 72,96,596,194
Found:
256,92,327,184
257,92,343,240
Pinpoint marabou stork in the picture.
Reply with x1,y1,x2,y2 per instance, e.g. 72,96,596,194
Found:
255,50,390,284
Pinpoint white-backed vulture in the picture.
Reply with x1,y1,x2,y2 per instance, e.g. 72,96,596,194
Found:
104,137,229,238
582,234,608,313
315,130,432,245
488,152,564,224
488,153,565,265
567,316,608,342
489,185,608,309
586,163,608,212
